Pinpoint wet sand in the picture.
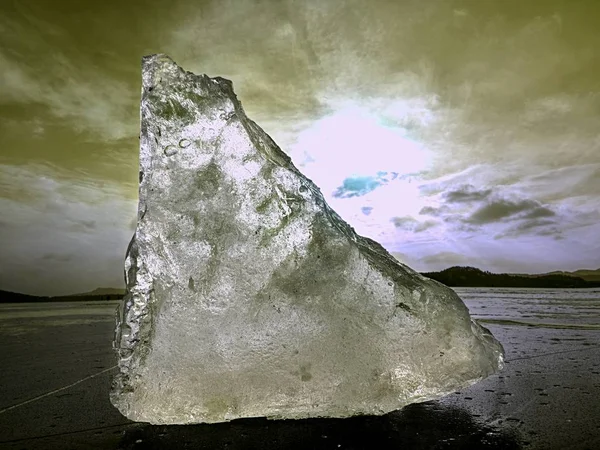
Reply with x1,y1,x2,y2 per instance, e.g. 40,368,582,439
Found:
0,300,599,449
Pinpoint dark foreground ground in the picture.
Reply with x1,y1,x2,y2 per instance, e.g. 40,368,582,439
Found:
0,301,599,450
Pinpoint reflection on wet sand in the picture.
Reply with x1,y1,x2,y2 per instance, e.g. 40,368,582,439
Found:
118,401,522,450
478,318,600,330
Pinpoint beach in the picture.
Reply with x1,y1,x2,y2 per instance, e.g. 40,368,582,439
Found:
0,289,599,449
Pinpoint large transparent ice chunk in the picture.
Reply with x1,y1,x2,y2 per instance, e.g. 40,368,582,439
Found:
110,54,504,425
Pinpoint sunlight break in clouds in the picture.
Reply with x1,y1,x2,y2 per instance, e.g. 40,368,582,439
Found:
165,0,599,275
290,103,433,195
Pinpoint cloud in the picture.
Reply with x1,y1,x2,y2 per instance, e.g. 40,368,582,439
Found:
468,198,555,224
1,117,47,137
419,205,447,217
494,218,559,239
0,48,137,141
513,218,556,232
391,216,438,233
522,206,555,220
443,184,492,203
517,164,600,202
412,164,599,246
391,216,417,229
415,220,438,233
160,1,597,275
43,72,137,141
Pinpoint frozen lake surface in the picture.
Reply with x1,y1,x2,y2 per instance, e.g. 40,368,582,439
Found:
456,287,600,329
0,289,599,449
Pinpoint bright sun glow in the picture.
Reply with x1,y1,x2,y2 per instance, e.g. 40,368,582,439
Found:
289,104,433,239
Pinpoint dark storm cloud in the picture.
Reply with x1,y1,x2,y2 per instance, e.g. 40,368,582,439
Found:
468,198,555,224
443,184,492,203
391,216,418,229
519,164,600,200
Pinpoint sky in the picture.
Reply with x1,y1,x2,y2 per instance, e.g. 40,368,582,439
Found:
1,0,599,295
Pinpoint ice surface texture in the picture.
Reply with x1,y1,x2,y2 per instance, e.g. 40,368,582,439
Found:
110,54,504,425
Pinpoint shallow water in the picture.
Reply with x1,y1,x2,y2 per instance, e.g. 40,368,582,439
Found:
454,287,600,329
0,301,120,335
441,287,600,449
0,300,120,318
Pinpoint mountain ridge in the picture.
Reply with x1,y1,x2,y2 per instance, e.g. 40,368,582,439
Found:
67,287,126,297
423,266,600,288
2,266,599,302
0,289,124,303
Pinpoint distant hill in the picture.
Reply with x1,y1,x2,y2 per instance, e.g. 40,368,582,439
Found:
543,269,600,282
513,269,600,282
0,290,51,303
0,288,124,303
3,265,600,303
422,266,600,288
68,287,126,297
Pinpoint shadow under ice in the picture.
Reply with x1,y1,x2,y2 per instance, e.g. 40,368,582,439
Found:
118,401,523,450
